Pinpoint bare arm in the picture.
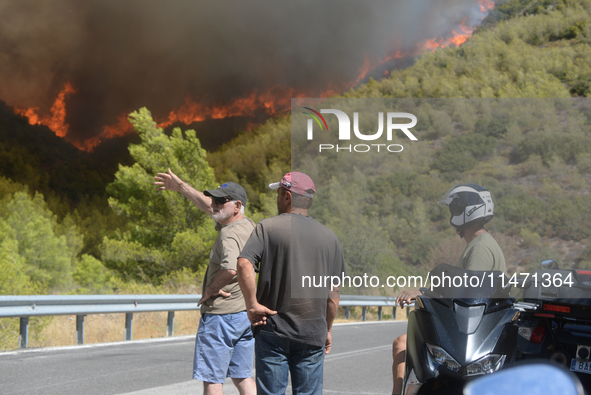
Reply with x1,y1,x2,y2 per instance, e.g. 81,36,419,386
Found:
395,289,422,307
237,257,276,325
154,168,213,215
325,287,340,354
197,269,235,306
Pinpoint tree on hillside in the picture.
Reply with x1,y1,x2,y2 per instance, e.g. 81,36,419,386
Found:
0,237,46,350
348,0,591,100
0,176,114,295
103,108,218,282
0,191,81,290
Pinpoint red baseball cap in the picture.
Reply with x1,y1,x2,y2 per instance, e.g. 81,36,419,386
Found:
269,172,316,198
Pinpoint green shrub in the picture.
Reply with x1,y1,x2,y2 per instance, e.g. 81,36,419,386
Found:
431,134,496,176
475,118,509,138
520,228,541,247
513,131,591,165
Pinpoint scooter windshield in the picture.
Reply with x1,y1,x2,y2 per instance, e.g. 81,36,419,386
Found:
424,263,512,311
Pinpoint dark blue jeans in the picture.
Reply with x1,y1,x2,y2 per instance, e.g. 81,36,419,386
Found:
255,327,325,395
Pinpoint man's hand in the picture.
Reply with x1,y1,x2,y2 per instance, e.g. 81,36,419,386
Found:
247,303,277,326
198,288,232,306
325,330,332,354
395,289,422,308
154,168,183,192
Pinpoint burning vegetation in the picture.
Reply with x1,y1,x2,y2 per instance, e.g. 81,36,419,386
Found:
3,0,496,152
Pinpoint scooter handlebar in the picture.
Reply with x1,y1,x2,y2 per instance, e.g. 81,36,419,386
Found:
513,301,539,311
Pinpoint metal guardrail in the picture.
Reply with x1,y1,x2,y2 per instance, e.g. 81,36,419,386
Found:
0,294,411,348
339,295,412,321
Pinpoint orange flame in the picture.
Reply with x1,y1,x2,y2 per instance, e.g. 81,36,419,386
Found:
420,0,496,52
421,18,476,50
355,56,373,85
157,84,345,131
14,83,75,138
480,0,495,13
158,88,293,129
13,1,497,152
76,87,297,151
73,114,135,151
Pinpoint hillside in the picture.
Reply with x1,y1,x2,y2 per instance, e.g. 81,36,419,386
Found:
209,0,591,278
1,0,590,297
9,0,589,350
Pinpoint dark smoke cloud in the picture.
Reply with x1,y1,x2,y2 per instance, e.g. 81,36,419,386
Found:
0,0,487,145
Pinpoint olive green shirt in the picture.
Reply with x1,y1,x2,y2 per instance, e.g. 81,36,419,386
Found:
459,232,507,274
200,217,256,315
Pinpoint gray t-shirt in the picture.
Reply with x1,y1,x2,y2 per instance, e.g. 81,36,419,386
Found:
460,232,507,274
239,213,346,347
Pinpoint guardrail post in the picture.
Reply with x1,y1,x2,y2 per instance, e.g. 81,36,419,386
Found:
19,317,29,348
125,313,133,341
1,294,406,346
166,311,175,337
393,307,397,320
76,315,85,345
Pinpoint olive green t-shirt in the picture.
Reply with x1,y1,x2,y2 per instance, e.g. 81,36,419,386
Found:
459,232,507,274
200,217,255,315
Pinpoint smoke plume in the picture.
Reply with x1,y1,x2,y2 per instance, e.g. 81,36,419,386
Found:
0,0,489,148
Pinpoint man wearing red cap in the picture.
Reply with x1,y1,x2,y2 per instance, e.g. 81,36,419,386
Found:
237,172,346,395
155,169,256,395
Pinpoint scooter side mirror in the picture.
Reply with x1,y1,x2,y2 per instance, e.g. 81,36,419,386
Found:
541,259,559,270
464,362,584,395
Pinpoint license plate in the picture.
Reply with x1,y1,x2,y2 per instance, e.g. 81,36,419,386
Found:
571,359,591,375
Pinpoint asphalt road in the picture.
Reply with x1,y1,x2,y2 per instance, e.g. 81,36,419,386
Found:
0,320,406,395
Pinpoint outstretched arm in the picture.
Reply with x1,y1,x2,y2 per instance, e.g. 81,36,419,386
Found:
237,257,276,326
154,168,213,215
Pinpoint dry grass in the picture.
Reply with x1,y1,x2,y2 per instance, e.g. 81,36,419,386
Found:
333,306,410,324
21,311,201,349
1,306,404,351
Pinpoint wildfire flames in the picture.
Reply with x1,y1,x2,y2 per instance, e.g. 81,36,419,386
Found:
14,83,76,139
12,0,496,152
424,19,475,50
480,0,495,12
158,87,304,129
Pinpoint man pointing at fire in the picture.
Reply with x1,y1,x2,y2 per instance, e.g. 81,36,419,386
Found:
155,169,256,395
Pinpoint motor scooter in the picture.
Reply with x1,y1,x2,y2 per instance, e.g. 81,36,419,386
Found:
402,263,524,395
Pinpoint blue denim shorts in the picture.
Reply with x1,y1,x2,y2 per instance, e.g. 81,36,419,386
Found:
193,311,254,383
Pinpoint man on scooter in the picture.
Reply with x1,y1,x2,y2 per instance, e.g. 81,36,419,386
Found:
391,183,506,395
